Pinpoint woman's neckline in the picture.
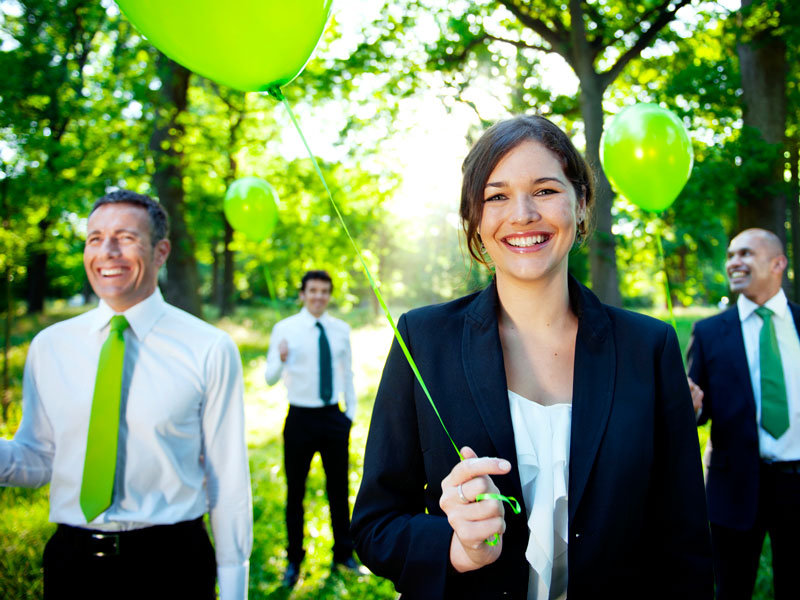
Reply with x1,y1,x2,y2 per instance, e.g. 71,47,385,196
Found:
508,389,572,408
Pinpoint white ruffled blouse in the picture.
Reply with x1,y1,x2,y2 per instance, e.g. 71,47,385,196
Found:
508,390,571,600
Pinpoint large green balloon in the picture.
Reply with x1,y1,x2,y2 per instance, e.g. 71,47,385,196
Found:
116,0,333,92
601,103,694,212
224,177,279,242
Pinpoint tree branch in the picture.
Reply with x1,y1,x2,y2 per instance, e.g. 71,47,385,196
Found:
601,0,692,88
486,33,555,54
581,1,605,27
437,33,489,65
496,0,570,58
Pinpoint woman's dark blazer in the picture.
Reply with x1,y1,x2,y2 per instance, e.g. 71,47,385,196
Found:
352,277,713,599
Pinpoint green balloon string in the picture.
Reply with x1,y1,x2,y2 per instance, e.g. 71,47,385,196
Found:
655,227,677,332
269,87,519,536
476,493,522,546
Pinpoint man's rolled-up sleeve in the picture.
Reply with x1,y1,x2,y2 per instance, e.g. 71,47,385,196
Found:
202,333,253,600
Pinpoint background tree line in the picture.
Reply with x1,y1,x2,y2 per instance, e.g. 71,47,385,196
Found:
1,0,799,320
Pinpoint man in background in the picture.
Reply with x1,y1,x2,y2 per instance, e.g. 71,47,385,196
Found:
688,228,800,599
265,270,360,587
0,190,252,600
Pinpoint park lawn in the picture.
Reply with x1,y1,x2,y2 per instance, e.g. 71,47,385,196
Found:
0,305,399,600
0,304,774,599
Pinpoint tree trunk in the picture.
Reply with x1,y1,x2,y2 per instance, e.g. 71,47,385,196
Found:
219,220,235,316
211,236,220,309
25,220,49,314
150,54,203,318
219,101,243,318
219,148,238,317
789,137,799,302
579,75,622,306
2,265,11,424
2,176,12,423
736,0,788,243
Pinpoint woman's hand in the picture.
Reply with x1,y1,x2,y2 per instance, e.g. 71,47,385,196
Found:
440,446,512,573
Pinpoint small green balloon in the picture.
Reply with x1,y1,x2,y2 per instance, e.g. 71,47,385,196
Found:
224,177,279,242
601,103,694,212
116,0,333,92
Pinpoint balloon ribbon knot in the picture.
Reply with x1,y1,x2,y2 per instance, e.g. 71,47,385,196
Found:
267,86,285,101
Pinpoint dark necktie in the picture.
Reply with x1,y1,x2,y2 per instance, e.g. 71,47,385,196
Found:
80,314,129,521
316,321,333,404
754,306,789,439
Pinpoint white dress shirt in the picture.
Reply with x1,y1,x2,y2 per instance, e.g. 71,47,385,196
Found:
0,289,253,600
737,289,800,460
265,307,356,420
509,391,571,600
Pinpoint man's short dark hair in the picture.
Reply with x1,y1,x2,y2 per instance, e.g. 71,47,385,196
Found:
90,190,170,245
300,270,333,293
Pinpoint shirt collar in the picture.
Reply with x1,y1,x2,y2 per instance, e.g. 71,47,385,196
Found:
300,306,328,326
90,289,167,339
737,288,789,322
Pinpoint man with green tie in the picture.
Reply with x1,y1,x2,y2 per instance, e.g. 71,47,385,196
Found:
265,270,360,587
0,191,252,600
688,228,800,600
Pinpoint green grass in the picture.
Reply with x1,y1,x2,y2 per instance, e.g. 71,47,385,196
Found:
0,302,775,599
0,303,398,600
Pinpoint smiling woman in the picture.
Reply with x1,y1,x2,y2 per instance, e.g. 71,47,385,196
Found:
352,115,713,599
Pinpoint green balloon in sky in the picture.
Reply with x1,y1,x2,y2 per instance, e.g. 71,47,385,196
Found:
601,103,694,212
116,0,333,92
224,177,279,242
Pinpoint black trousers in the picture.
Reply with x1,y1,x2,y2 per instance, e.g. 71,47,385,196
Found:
284,404,353,564
43,517,216,600
711,462,800,600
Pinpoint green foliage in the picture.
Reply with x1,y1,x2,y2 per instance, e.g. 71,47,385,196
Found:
612,134,740,308
221,158,398,309
2,0,399,316
612,8,740,306
5,0,797,313
0,1,160,309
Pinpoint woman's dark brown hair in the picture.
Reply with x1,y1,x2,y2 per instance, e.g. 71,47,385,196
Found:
460,114,595,268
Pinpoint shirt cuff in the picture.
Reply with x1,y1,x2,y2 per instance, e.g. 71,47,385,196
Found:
218,562,248,600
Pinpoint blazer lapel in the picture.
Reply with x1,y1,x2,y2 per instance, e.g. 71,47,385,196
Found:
461,282,523,499
568,278,616,523
720,307,756,408
790,301,800,335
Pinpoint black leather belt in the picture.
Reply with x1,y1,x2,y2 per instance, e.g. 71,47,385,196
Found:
762,460,800,474
55,517,204,558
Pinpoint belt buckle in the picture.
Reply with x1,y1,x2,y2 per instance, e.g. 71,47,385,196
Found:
90,532,120,557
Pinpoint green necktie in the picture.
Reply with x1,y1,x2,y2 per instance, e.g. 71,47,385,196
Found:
754,306,789,439
316,321,333,404
80,314,129,521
